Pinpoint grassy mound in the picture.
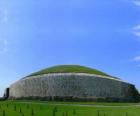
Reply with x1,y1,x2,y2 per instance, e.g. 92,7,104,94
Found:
27,65,113,77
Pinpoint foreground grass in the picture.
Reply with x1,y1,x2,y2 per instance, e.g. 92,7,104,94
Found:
0,101,140,116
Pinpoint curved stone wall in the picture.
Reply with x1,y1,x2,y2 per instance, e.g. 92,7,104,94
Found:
9,73,139,102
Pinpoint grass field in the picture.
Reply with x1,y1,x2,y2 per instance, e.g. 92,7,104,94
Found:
0,101,140,116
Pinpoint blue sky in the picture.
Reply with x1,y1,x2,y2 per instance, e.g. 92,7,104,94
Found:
0,0,140,96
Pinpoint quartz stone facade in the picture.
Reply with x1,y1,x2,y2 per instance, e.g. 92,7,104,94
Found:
9,73,139,102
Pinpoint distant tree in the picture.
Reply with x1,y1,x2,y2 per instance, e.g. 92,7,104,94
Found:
97,110,100,116
3,110,5,116
14,105,17,111
19,107,22,113
52,107,58,116
73,109,76,115
31,109,34,115
126,112,128,116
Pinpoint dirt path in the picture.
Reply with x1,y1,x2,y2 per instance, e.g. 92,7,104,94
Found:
19,102,140,108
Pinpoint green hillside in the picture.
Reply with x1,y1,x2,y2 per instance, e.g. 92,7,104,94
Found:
27,65,114,78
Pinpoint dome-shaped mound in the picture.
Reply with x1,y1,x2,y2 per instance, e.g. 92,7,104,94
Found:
9,65,139,102
27,65,112,77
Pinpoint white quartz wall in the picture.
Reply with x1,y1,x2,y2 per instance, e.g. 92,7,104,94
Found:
9,73,135,99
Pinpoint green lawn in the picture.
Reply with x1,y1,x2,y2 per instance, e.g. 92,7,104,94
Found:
0,101,140,116
27,65,113,78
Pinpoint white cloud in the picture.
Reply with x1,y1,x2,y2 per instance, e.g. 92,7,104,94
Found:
133,25,140,37
134,25,140,30
0,39,8,54
133,56,140,61
0,9,8,23
137,64,140,67
0,9,9,54
133,0,140,6
133,56,140,68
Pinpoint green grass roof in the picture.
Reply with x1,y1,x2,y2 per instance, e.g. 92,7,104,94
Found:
26,65,116,78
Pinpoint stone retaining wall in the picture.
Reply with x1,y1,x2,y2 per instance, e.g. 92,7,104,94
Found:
9,73,139,102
